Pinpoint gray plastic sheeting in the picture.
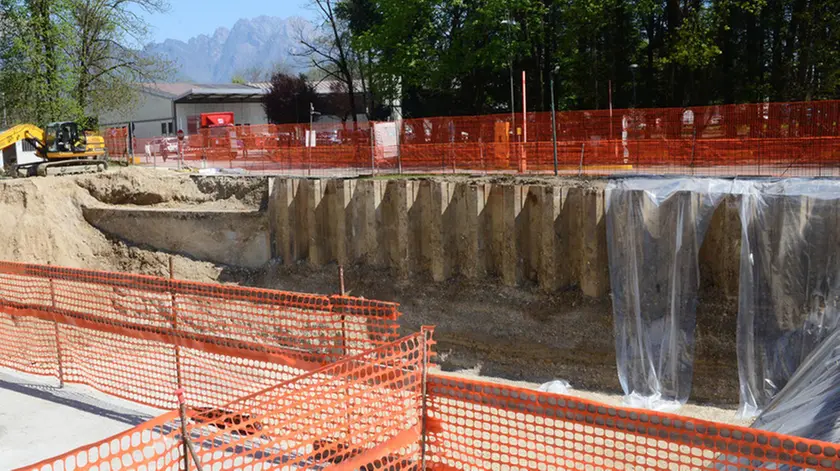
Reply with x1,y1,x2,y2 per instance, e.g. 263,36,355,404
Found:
737,179,840,418
606,178,732,411
751,328,840,444
607,178,840,415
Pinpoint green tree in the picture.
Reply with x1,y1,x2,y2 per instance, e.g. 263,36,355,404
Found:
262,72,320,124
69,0,171,119
0,0,78,123
335,0,840,117
0,0,170,126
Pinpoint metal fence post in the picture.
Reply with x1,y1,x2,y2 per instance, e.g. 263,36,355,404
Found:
48,264,64,388
419,326,434,470
170,257,183,391
690,125,697,176
370,124,376,176
578,142,585,177
397,123,403,175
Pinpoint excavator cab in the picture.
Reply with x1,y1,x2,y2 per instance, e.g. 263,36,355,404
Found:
45,122,86,154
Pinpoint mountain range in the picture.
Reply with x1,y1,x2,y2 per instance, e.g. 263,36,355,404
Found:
144,16,314,83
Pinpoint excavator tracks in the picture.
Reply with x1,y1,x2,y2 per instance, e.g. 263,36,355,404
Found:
12,158,108,177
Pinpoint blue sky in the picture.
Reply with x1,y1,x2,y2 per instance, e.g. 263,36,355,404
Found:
141,1,315,43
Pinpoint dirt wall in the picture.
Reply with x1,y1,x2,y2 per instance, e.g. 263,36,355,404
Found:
83,207,270,268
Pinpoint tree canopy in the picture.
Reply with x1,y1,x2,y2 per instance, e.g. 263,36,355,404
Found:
0,0,170,126
330,0,840,117
262,72,320,124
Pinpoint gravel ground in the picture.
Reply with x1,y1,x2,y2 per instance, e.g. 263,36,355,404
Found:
433,367,752,427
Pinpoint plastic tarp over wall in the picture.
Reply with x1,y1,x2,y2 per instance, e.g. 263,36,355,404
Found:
737,179,840,417
751,329,840,444
606,179,729,410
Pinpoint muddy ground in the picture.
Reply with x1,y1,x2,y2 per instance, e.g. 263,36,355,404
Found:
0,167,745,423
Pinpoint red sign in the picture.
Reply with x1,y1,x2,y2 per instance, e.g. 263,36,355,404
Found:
177,129,185,141
200,112,234,128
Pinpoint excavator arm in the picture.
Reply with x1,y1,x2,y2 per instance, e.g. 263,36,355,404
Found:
0,124,46,154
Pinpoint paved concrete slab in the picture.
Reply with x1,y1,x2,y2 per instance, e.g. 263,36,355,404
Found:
0,370,163,470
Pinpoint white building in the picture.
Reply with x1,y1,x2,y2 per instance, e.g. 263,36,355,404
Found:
98,83,269,139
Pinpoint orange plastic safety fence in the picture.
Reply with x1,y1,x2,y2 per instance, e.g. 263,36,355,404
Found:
126,100,840,177
17,411,185,471
22,329,434,471
0,261,400,361
103,126,129,161
0,313,59,377
0,262,402,409
425,373,840,471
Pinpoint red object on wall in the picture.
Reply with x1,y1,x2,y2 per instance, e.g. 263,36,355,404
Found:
200,112,235,128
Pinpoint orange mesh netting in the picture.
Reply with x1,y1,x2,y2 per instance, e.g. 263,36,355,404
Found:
103,127,129,163
110,100,840,177
0,261,401,409
8,262,840,470
21,329,434,471
425,373,840,470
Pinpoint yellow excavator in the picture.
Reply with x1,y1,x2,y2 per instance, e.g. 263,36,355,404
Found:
0,122,107,177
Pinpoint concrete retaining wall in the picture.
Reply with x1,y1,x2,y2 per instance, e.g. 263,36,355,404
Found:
80,177,746,301
270,178,614,297
83,206,271,268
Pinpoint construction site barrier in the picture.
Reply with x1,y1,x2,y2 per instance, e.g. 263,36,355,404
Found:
106,100,840,177
20,329,434,471
5,263,840,470
0,261,401,409
424,374,840,470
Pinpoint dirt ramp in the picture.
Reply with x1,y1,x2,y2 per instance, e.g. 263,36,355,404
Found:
0,170,228,281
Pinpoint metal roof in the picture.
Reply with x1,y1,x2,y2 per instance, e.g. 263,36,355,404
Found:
173,84,268,103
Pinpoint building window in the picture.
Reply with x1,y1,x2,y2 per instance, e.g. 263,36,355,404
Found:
168,122,174,134
161,123,167,135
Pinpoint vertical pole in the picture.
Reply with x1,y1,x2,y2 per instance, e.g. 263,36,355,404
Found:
306,106,315,176
419,326,431,471
170,256,182,390
397,121,403,175
171,257,187,471
508,14,516,142
520,70,527,173
521,71,527,144
550,76,558,176
609,80,616,159
578,142,585,176
175,389,203,471
690,124,697,175
370,124,376,176
48,264,64,388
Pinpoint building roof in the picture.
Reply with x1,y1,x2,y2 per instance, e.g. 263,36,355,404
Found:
140,82,268,103
312,79,366,94
247,82,272,91
245,80,368,95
